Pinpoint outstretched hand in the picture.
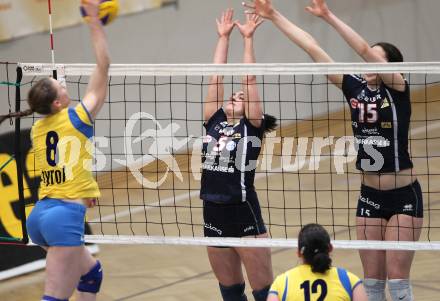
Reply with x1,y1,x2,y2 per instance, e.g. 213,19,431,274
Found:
305,0,330,18
242,0,276,20
235,13,264,38
81,0,100,19
216,8,236,38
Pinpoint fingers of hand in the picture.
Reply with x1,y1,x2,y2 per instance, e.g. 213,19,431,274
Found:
226,8,234,21
242,1,255,9
244,9,256,15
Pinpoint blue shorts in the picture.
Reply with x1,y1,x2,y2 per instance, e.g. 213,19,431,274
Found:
26,198,86,247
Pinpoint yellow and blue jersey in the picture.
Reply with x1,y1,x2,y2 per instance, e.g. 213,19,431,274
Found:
269,264,362,301
31,102,100,200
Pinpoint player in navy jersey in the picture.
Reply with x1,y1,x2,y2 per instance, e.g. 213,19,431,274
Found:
201,9,277,301
245,0,422,300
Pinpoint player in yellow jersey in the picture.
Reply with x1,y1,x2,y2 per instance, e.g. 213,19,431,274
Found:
268,224,367,301
0,1,109,300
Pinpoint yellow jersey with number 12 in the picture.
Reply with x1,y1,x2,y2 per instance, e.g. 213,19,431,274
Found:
31,103,100,200
269,264,362,301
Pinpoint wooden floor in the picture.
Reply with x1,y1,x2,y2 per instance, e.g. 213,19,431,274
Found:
2,85,440,300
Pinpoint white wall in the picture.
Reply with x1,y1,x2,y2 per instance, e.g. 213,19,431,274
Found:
1,0,440,147
1,0,439,64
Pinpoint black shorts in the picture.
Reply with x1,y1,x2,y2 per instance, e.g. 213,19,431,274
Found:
203,197,267,238
356,180,423,220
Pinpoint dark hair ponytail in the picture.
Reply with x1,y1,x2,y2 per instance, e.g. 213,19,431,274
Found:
298,223,332,273
263,114,278,134
0,109,34,126
372,42,404,63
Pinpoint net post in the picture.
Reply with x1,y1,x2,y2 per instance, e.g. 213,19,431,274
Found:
14,66,28,244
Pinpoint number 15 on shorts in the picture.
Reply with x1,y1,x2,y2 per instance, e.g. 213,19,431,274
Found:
360,208,371,217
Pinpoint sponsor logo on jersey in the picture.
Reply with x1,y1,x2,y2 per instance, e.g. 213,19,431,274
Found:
355,137,390,147
359,196,381,209
202,163,235,173
381,122,392,129
350,98,359,109
357,89,382,103
403,204,414,212
41,167,67,186
357,90,366,102
362,128,379,135
381,98,390,109
219,127,234,136
203,135,213,143
225,141,236,151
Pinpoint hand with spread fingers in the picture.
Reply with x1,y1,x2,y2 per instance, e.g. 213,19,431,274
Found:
305,0,331,18
216,8,236,38
235,13,264,38
242,0,276,20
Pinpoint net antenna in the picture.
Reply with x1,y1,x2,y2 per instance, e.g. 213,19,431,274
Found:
47,0,57,79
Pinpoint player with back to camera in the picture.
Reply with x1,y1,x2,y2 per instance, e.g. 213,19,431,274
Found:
201,8,277,301
243,1,423,300
268,223,368,301
0,1,110,300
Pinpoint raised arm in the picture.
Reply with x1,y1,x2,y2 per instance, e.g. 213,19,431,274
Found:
81,0,111,119
235,13,264,127
306,0,405,91
204,9,235,122
244,0,343,89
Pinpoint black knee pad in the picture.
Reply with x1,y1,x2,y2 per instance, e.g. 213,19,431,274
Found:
219,282,248,301
252,285,270,301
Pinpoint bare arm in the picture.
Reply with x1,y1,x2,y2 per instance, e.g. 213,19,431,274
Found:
353,282,368,301
244,0,343,89
307,0,405,91
81,0,110,119
236,13,264,127
267,294,280,301
204,9,235,122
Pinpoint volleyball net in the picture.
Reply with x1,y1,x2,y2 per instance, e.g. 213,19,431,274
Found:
4,62,440,250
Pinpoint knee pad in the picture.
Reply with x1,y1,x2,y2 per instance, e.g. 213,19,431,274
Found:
363,278,386,301
77,260,103,294
42,295,68,301
388,279,414,301
252,285,270,301
219,282,248,301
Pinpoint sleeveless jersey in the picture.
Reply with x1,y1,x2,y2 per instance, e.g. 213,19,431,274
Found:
200,108,265,203
342,74,413,172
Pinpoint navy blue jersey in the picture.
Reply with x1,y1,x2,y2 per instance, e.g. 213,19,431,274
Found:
342,74,413,172
200,108,265,203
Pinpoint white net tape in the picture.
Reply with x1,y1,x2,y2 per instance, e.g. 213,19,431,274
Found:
84,235,440,250
19,62,440,76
